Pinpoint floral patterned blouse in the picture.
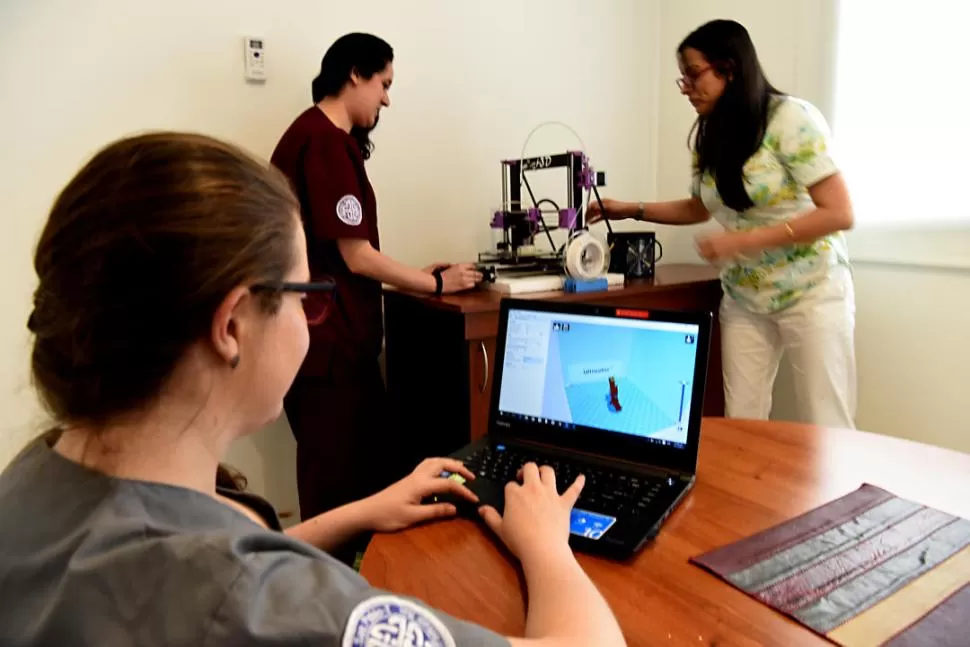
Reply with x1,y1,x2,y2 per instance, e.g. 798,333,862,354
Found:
691,95,850,314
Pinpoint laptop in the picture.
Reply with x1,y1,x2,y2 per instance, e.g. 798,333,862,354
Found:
432,297,712,560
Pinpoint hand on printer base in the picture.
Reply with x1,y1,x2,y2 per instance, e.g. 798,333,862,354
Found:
440,263,483,293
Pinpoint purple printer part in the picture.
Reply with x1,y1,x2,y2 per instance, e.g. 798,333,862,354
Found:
581,154,595,189
491,211,506,228
559,208,577,229
527,208,540,223
569,150,594,189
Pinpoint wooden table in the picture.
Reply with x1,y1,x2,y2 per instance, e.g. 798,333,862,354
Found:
361,418,970,646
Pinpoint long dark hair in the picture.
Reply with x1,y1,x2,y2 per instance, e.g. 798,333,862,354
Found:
311,32,393,161
679,20,783,211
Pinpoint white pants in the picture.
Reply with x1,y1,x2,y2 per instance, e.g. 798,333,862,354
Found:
720,266,857,428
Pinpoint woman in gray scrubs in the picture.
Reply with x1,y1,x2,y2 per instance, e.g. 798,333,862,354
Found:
0,133,625,647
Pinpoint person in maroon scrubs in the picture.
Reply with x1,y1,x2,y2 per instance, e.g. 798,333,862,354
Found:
270,33,481,563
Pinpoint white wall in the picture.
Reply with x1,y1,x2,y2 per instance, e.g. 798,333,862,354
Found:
3,0,967,514
0,0,659,512
654,0,970,452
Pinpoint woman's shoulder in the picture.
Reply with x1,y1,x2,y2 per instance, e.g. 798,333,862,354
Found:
19,523,372,645
767,94,831,135
278,107,357,155
109,530,507,647
0,443,349,645
2,485,509,646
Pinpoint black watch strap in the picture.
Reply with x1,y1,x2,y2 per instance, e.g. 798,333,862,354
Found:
432,267,444,296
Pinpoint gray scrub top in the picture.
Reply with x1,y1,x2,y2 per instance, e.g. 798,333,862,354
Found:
0,438,511,646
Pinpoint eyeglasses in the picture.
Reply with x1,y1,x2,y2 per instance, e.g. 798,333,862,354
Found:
251,278,336,326
676,65,713,91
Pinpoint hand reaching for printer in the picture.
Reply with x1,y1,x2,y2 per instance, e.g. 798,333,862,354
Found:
586,197,627,224
439,263,483,293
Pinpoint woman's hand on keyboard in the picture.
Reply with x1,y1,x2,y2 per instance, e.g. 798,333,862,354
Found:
479,462,584,565
363,458,478,532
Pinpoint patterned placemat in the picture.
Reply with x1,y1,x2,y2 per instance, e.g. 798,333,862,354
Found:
690,484,970,646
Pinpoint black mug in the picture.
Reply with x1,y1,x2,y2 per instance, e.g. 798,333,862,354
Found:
607,231,663,278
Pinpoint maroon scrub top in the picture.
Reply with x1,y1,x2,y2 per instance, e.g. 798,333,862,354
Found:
270,107,383,377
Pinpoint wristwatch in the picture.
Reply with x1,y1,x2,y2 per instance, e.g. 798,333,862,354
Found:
635,201,645,221
432,267,444,297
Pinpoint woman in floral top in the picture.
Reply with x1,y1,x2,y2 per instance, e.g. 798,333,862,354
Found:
589,19,857,428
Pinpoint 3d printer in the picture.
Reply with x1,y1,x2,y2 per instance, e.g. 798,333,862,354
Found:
476,150,612,284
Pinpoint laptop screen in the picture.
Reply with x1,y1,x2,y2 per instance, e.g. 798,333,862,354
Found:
494,305,703,451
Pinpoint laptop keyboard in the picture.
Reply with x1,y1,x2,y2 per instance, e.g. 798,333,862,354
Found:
461,444,674,517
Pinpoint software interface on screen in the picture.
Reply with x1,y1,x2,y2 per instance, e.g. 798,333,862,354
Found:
497,308,701,448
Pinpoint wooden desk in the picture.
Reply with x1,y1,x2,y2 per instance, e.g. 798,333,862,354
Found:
361,418,970,646
383,263,723,464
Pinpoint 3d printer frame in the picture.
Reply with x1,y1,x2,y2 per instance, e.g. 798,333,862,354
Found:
485,151,609,260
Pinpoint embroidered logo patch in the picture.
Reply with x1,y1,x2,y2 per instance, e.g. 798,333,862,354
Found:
342,595,456,647
336,194,363,226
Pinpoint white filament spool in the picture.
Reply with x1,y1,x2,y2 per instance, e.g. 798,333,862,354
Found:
563,231,610,280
